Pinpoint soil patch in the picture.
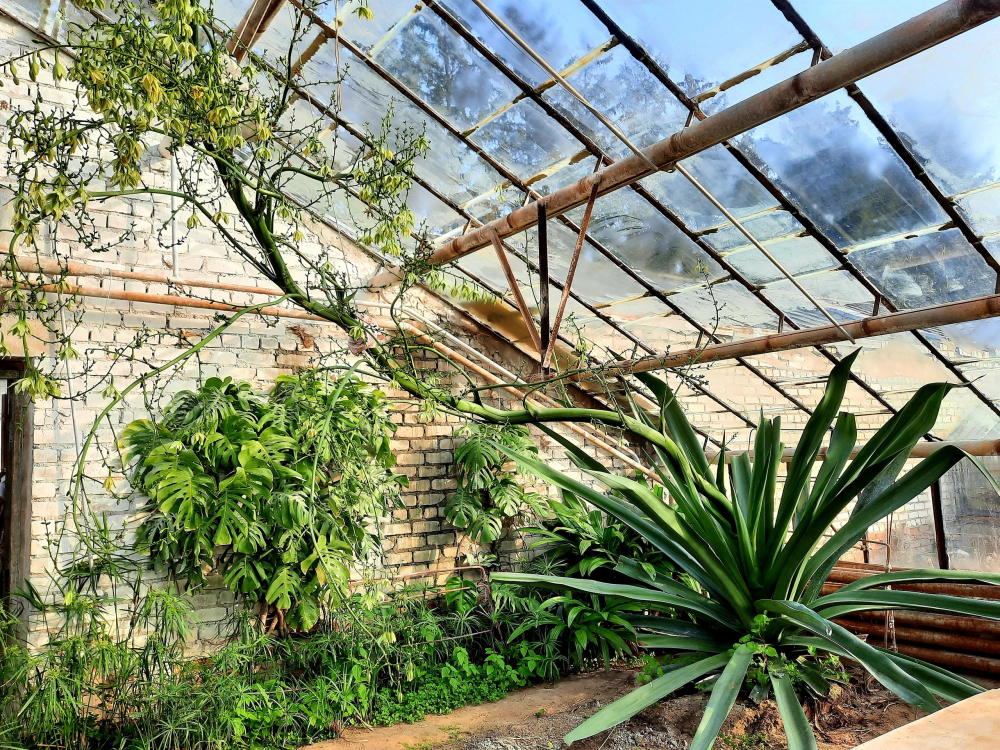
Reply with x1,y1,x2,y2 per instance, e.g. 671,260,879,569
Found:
313,667,920,750
313,671,635,750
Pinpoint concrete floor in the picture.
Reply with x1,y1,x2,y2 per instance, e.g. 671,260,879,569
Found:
856,689,1000,749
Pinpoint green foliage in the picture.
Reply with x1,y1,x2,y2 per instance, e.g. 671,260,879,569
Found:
123,371,405,631
446,423,543,548
493,355,1000,748
523,485,675,580
0,545,523,750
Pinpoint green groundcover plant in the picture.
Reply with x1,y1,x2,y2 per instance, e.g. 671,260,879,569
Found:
495,352,1000,749
0,571,523,750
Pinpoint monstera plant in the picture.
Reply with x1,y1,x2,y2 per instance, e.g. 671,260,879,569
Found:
122,369,406,631
495,352,1000,749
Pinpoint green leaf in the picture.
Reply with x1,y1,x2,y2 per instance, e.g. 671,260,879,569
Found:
634,371,713,482
771,350,858,557
813,589,1000,621
795,659,831,697
635,634,728,653
873,647,983,703
764,600,939,713
834,567,1000,593
770,669,817,750
689,644,754,750
491,572,741,631
564,653,729,744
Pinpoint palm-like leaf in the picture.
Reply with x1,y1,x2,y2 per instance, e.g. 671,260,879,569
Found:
495,354,1000,746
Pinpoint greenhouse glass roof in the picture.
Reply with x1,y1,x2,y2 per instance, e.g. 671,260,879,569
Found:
6,0,1000,448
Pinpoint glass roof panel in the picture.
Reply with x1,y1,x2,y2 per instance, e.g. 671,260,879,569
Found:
542,44,689,160
788,0,939,54
456,246,532,291
734,89,948,249
373,9,522,131
339,0,421,52
858,20,1000,198
569,187,726,292
623,315,701,352
531,154,600,196
922,319,1000,368
670,281,779,337
591,0,803,99
405,182,465,240
469,98,583,180
439,0,612,87
763,270,875,327
704,210,805,253
641,146,781,233
4,0,41,25
309,46,510,208
848,228,995,310
699,49,811,116
726,236,839,286
956,188,1000,238
515,222,649,305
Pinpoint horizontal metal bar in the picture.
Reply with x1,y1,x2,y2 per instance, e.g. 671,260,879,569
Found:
394,0,1000,277
553,291,1000,384
710,437,1000,462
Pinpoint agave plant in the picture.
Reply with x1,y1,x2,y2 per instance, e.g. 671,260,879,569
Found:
495,352,1000,749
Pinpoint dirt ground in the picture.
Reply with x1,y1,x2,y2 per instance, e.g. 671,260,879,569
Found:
316,667,921,750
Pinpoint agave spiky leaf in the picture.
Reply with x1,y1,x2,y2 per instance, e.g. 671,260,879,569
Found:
495,354,1000,748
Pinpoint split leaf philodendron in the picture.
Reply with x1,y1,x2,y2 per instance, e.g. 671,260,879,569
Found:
494,352,1000,749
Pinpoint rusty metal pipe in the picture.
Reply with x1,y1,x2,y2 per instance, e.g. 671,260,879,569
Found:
823,575,1000,601
892,643,1000,675
14,256,285,298
626,292,1000,377
836,618,1000,657
852,609,1000,639
389,0,1000,275
0,279,327,321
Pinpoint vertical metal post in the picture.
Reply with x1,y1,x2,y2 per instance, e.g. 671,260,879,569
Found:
930,479,950,569
538,201,550,359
